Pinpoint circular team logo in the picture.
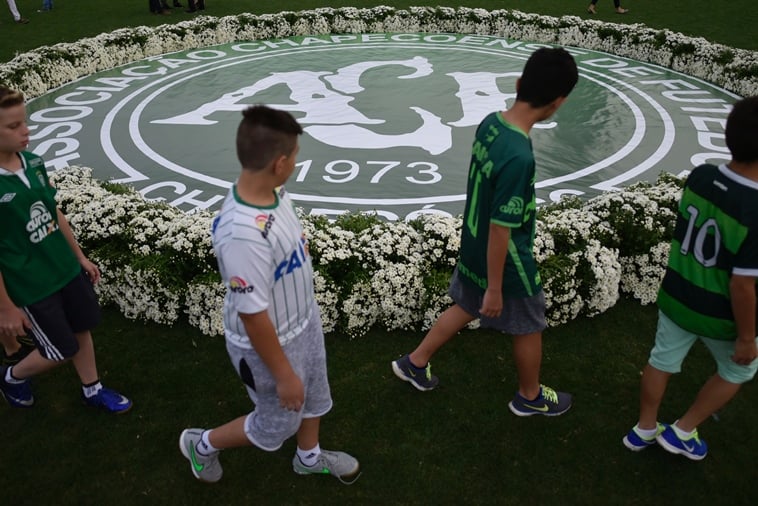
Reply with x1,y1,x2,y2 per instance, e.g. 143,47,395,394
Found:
26,33,740,220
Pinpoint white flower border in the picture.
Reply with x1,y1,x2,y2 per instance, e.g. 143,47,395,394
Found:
4,6,736,337
2,6,756,98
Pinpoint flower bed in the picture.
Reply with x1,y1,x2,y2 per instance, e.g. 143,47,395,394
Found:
52,167,683,337
2,6,756,98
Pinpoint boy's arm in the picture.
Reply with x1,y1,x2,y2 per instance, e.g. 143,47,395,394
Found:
481,223,510,318
56,208,100,284
730,274,757,365
0,272,31,338
239,310,304,411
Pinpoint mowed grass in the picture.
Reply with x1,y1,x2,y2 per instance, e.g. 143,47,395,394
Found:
1,2,757,505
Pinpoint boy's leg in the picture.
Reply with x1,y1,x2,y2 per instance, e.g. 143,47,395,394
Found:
410,304,475,366
296,415,319,450
0,333,20,357
71,330,98,385
676,374,741,432
512,331,542,400
637,364,671,429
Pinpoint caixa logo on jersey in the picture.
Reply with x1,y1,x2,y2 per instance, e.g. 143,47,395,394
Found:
26,34,741,220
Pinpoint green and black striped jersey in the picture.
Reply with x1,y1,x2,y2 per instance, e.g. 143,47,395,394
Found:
658,163,758,340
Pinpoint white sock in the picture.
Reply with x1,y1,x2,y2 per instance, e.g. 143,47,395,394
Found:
635,424,659,439
297,444,321,467
4,366,24,384
672,422,694,439
197,430,219,456
82,381,103,398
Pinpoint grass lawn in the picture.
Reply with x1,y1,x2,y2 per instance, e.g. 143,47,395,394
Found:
2,299,756,505
1,1,756,505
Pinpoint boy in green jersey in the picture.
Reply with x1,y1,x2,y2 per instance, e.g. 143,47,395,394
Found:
0,86,132,413
392,48,578,417
623,96,758,460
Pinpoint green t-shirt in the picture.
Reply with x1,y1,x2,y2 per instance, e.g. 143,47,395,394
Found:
458,112,541,299
0,152,80,306
658,163,758,340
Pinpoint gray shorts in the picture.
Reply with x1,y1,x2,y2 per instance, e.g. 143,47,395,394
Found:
449,268,547,335
225,304,333,451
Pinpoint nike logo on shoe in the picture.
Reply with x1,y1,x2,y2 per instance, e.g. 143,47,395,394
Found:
523,403,549,412
189,444,205,472
683,441,695,452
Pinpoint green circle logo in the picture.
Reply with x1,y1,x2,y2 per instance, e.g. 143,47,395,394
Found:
27,33,739,219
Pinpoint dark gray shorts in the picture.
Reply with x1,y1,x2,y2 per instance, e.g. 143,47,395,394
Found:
449,268,546,335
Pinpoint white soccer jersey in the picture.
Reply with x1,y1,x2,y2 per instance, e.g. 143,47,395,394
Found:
212,185,314,348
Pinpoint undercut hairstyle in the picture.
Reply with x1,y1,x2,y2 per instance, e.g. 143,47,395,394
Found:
516,47,579,108
725,96,758,164
236,105,303,171
0,86,25,109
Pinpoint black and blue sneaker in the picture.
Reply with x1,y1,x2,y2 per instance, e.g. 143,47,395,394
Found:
391,354,439,391
508,385,572,416
83,387,133,414
656,423,708,461
0,365,34,408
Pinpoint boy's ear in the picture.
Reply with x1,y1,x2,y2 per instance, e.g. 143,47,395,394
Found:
271,154,288,175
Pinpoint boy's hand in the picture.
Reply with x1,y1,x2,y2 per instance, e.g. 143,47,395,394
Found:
0,305,31,338
277,372,305,412
480,288,503,318
80,257,101,284
732,339,758,366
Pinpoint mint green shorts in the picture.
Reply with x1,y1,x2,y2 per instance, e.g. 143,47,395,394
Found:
649,311,758,384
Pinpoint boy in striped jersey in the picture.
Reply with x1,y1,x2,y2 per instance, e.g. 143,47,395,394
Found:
0,86,132,413
623,96,758,460
180,105,359,484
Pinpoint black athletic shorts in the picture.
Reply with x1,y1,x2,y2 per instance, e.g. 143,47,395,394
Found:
22,270,101,361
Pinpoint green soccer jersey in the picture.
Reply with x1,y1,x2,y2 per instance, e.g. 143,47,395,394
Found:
457,111,541,299
658,163,758,340
0,152,80,307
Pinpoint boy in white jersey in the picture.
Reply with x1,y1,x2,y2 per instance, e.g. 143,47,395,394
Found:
179,105,360,484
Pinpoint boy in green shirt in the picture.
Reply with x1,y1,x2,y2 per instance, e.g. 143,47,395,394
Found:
0,86,131,413
392,47,578,417
623,96,758,460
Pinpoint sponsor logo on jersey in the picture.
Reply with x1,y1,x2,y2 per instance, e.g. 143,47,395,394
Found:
500,196,524,216
275,236,310,281
229,275,255,293
26,201,58,244
255,213,275,239
0,192,16,203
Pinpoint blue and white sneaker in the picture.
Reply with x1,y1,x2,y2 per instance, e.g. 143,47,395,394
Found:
508,385,572,417
83,387,132,414
656,423,708,461
0,365,34,408
623,422,665,451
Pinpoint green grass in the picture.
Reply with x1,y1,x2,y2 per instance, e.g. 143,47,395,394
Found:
1,0,757,64
2,2,757,505
2,299,756,505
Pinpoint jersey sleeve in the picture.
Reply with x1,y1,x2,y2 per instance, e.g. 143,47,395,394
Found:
220,237,275,315
733,229,758,277
490,153,533,228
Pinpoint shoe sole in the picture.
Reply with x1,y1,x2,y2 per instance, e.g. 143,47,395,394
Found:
622,435,654,451
391,361,435,391
0,389,34,408
655,435,706,461
507,401,571,417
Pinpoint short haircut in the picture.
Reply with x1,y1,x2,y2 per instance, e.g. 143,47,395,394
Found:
0,86,24,109
516,47,579,108
236,105,303,171
725,96,758,164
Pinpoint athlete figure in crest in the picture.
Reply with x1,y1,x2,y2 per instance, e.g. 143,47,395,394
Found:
179,105,360,484
0,86,132,413
623,96,758,460
392,48,579,417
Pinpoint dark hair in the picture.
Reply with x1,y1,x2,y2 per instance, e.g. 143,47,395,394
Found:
236,105,303,170
725,96,758,164
0,86,24,109
516,47,579,107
